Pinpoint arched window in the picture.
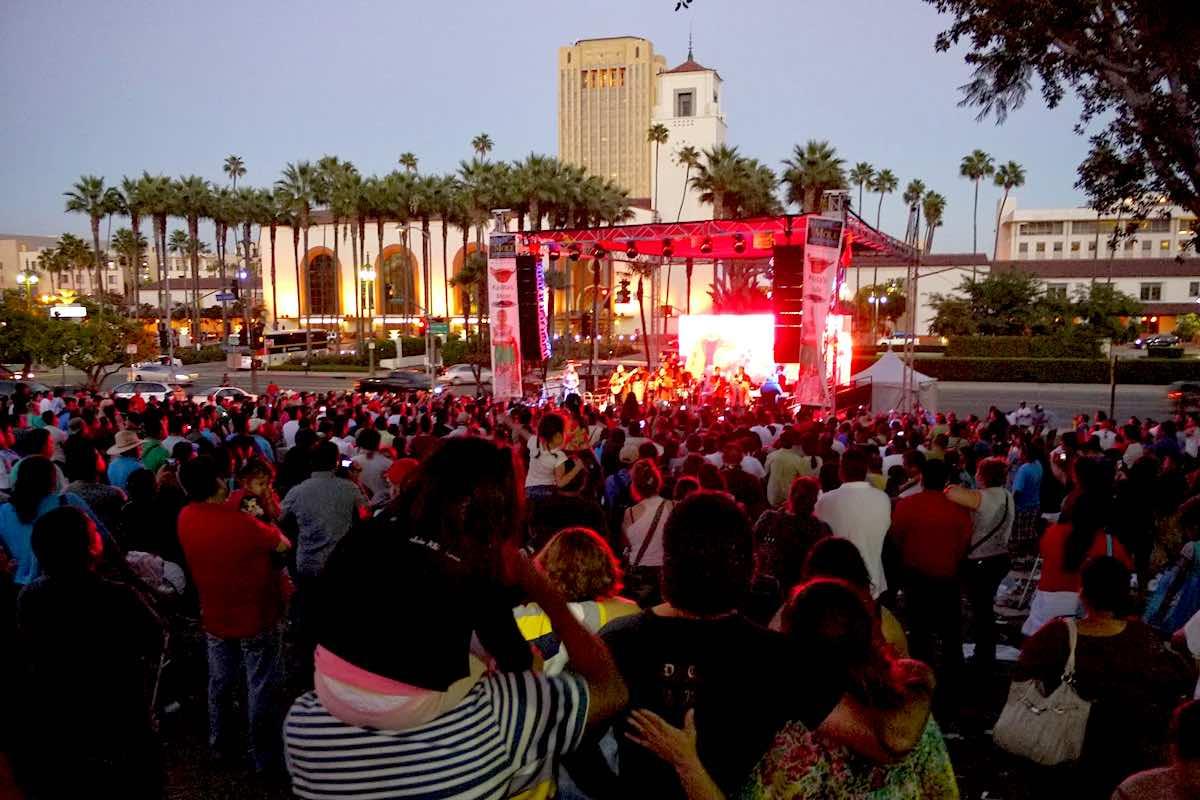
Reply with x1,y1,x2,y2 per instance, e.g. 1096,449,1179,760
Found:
306,253,338,316
380,249,418,316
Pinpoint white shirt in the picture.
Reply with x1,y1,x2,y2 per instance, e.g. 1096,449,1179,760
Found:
1096,428,1118,450
750,424,782,449
282,419,301,448
526,441,566,488
814,481,892,597
353,452,393,498
881,452,905,474
1184,608,1200,699
704,452,766,479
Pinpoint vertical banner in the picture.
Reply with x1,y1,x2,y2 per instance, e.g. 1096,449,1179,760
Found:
795,216,846,406
537,251,551,359
488,233,523,400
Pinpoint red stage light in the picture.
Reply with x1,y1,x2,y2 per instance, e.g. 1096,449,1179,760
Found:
699,237,712,254
732,233,746,254
625,241,638,258
662,238,674,258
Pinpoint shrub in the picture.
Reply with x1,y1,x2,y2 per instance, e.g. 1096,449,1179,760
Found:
846,356,1200,385
945,334,1101,359
177,346,227,365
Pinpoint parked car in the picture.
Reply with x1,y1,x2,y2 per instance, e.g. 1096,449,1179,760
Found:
191,386,257,405
130,362,198,385
0,379,51,399
111,381,172,402
1,365,37,380
355,370,434,393
438,364,493,386
1134,333,1182,349
1168,381,1200,414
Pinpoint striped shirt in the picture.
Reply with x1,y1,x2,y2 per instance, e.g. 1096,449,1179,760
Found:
285,670,590,800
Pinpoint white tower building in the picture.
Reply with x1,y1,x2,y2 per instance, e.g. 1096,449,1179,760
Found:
651,40,727,222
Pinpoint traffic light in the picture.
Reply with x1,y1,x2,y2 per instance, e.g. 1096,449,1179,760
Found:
230,279,240,300
616,278,631,304
157,321,170,351
251,322,265,349
238,326,248,346
581,312,593,337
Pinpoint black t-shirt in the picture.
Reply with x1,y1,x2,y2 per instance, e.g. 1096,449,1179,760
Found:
527,492,610,553
595,610,843,797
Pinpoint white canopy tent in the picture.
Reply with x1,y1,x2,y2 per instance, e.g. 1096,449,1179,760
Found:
848,350,939,412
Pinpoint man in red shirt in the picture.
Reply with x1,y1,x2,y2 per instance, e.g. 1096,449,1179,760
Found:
178,456,291,775
887,458,973,713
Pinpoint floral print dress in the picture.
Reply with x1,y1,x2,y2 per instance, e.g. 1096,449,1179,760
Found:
740,718,958,800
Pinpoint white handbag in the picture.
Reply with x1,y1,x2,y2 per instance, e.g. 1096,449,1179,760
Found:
993,617,1092,765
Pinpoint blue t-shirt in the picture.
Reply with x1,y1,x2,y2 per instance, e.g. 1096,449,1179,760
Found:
1012,460,1043,511
107,455,142,491
0,492,98,585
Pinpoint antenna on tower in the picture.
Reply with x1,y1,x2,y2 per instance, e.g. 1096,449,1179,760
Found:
687,23,694,61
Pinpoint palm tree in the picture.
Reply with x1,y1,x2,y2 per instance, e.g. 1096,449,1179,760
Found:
328,164,364,341
117,175,150,313
922,191,947,252
902,179,927,247
36,242,64,292
262,188,287,328
223,155,246,190
276,161,320,355
167,229,191,320
675,145,701,221
781,141,847,214
849,162,875,215
398,152,418,173
431,175,459,317
209,186,236,336
471,133,494,160
174,175,212,346
992,160,1026,259
57,233,93,290
64,175,120,315
959,150,995,259
111,228,147,311
647,123,669,220
690,144,747,219
412,174,441,333
139,173,175,341
870,169,898,229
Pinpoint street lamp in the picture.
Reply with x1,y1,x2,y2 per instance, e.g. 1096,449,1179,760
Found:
16,270,39,305
359,266,377,337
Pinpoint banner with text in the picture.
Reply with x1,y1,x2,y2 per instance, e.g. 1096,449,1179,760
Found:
795,215,846,406
488,233,523,400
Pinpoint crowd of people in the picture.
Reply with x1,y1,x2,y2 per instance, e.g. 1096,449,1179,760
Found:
1,372,1199,799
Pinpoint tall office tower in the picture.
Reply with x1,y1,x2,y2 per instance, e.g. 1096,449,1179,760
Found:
558,36,666,202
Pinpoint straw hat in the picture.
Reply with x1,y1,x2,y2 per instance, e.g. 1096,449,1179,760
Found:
106,429,143,456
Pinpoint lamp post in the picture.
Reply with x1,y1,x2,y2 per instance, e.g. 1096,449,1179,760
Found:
359,265,377,343
16,270,40,307
401,224,435,385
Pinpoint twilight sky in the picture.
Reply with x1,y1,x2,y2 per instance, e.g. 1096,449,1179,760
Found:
0,0,1094,253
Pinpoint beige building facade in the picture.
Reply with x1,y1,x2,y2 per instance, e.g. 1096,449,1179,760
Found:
558,36,666,201
995,197,1197,262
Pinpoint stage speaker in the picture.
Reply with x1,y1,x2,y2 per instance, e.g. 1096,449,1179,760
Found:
516,254,543,363
772,245,804,362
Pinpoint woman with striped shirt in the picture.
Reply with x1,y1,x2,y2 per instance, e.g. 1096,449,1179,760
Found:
284,438,628,800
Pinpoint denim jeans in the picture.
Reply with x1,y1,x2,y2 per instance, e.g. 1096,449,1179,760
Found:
207,624,284,773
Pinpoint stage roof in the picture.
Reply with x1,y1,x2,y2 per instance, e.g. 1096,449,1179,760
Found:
520,212,916,262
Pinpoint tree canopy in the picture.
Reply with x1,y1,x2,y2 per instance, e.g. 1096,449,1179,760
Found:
927,269,1141,339
927,0,1200,228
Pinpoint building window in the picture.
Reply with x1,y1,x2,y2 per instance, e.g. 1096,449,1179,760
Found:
1142,239,1152,252
1018,242,1029,256
1035,242,1046,254
1125,239,1136,250
675,90,695,117
1140,283,1162,301
1180,219,1196,234
1053,242,1064,257
1088,240,1098,252
1160,239,1171,251
1046,283,1068,299
1138,218,1171,232
1189,281,1199,298
1019,221,1064,235
1070,241,1081,257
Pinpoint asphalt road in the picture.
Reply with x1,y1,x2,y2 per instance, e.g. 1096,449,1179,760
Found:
49,362,1172,422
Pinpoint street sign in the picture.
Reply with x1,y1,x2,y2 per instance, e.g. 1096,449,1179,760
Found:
430,321,450,336
50,304,86,319
214,291,236,301
125,344,139,355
